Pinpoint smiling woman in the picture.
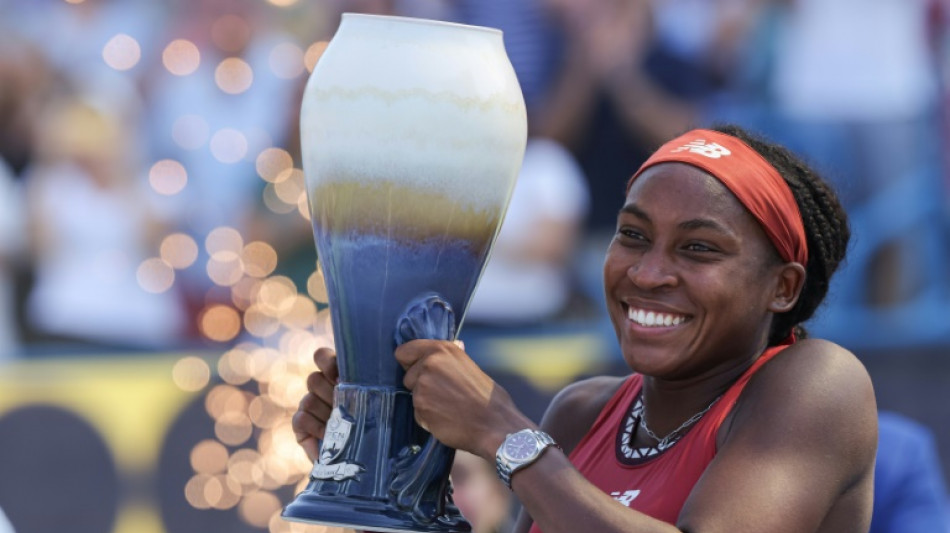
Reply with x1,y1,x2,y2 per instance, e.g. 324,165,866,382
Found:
292,125,876,533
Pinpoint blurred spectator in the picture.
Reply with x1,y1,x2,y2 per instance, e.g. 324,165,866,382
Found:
451,450,514,533
531,0,766,236
0,34,55,359
23,92,185,350
767,0,947,307
140,0,307,334
0,162,23,360
872,411,950,533
466,139,590,326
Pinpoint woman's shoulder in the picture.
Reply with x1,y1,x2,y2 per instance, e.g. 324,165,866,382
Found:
540,375,628,454
730,336,877,463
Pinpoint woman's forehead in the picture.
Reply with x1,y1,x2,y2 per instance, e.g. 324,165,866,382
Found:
624,162,745,220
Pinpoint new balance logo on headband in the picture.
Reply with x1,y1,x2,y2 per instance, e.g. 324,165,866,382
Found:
671,139,731,159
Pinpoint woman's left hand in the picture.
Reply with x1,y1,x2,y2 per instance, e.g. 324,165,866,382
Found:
395,339,532,460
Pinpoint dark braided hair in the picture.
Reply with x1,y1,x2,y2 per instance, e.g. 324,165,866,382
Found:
710,124,850,345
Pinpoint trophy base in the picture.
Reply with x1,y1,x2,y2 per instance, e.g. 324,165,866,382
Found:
282,491,471,533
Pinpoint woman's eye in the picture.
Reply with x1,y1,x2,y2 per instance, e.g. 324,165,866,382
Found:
684,242,715,253
618,228,646,241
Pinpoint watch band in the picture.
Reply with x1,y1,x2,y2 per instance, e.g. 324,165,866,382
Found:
495,429,560,489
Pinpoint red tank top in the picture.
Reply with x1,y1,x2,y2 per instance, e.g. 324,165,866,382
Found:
528,341,791,531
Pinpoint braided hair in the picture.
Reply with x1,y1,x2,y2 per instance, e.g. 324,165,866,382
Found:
710,124,850,345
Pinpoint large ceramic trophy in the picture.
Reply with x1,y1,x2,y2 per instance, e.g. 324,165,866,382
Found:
282,13,527,533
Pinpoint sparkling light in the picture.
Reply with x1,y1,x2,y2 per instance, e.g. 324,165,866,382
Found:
242,241,278,278
149,159,188,195
191,439,229,474
266,0,299,6
185,474,214,509
163,39,201,76
218,348,254,385
215,412,253,446
207,250,245,287
230,276,263,311
160,233,199,269
239,491,281,528
172,114,210,150
269,42,305,79
243,304,282,338
281,296,317,330
136,258,175,293
211,474,242,509
304,41,329,72
274,168,306,205
172,356,211,392
215,57,253,95
262,183,297,214
256,276,297,317
206,384,249,419
199,304,242,342
206,226,244,255
255,148,293,183
210,128,249,163
307,267,328,303
103,33,141,71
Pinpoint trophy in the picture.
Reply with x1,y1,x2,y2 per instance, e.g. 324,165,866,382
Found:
282,13,527,532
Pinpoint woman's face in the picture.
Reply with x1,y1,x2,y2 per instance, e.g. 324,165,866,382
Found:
604,162,792,380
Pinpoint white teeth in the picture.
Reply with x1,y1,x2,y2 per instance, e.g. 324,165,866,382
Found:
627,307,687,328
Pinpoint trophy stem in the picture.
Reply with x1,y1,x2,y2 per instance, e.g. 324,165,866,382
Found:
283,384,469,533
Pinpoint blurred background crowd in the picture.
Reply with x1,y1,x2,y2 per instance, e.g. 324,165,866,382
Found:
1,0,949,532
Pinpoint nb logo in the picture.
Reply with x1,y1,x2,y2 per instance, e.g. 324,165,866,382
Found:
670,139,731,159
610,489,641,507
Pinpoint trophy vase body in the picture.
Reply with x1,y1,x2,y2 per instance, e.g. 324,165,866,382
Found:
282,13,527,533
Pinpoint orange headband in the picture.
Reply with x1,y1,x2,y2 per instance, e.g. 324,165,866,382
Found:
627,129,808,265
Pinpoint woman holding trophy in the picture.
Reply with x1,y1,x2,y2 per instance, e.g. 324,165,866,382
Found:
293,122,877,532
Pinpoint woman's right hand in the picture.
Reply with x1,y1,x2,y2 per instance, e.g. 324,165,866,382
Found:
292,347,339,462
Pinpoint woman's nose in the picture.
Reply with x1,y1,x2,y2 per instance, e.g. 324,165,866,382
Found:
627,250,677,290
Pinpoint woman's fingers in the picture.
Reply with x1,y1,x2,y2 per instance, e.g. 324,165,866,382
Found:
313,347,339,384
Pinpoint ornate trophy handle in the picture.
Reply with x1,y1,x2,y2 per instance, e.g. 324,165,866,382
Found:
391,294,466,527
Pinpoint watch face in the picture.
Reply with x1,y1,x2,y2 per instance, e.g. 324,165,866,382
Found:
504,432,539,461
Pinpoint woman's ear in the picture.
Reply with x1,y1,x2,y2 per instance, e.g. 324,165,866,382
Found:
768,262,806,313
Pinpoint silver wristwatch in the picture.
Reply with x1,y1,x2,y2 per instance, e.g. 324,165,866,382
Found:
495,429,560,489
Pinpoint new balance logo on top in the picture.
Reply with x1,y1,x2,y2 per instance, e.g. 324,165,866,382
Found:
671,139,731,159
610,489,641,507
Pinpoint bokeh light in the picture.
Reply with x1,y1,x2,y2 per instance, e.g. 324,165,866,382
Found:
207,250,245,287
160,233,199,269
239,491,282,529
242,241,278,278
172,356,212,391
199,304,242,342
162,39,201,76
255,147,293,183
190,439,229,474
206,226,244,256
102,33,141,71
148,159,188,195
136,258,176,293
273,168,306,205
307,267,328,303
215,57,254,95
215,411,253,446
